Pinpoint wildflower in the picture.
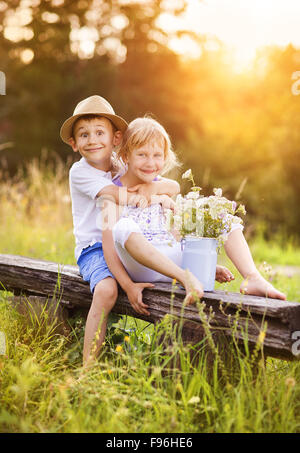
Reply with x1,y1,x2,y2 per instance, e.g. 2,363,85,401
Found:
186,191,199,200
165,209,173,231
124,336,130,343
188,396,200,405
173,215,182,230
186,198,195,208
196,213,204,237
213,188,222,197
153,366,162,376
172,278,177,286
182,169,192,180
143,401,153,408
115,344,123,353
232,216,243,224
209,203,219,220
257,331,266,344
167,176,244,241
285,377,296,388
236,204,246,215
175,193,184,207
191,186,202,193
196,197,207,208
182,169,196,186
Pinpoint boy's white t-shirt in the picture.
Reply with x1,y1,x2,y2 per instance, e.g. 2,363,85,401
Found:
69,157,114,261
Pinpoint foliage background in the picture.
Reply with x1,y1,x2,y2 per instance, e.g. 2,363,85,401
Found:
0,0,300,239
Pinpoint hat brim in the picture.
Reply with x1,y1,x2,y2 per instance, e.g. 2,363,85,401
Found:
60,112,128,144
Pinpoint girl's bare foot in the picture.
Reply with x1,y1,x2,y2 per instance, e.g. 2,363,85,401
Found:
216,265,235,283
182,269,204,305
240,272,286,300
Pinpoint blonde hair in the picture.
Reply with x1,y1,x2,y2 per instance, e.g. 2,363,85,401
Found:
117,116,180,175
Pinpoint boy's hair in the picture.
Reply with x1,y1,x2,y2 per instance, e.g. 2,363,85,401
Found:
71,114,117,139
118,116,181,175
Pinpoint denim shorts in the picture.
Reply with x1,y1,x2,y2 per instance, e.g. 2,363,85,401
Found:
77,242,114,293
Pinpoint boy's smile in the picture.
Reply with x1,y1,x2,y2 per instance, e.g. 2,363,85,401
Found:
69,117,121,171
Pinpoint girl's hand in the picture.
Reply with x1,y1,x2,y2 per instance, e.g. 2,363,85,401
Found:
127,193,148,208
125,282,154,316
151,194,175,211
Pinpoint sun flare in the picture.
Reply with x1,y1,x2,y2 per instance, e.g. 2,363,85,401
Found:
158,0,300,72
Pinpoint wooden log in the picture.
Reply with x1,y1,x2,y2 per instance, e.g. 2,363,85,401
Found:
0,253,300,361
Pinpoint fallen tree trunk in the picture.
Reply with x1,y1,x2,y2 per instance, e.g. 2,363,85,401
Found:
0,253,300,361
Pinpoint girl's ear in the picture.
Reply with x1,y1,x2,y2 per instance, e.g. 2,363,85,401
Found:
113,130,123,147
68,137,78,153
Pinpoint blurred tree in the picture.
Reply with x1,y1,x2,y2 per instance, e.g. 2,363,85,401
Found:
0,0,191,169
0,0,300,237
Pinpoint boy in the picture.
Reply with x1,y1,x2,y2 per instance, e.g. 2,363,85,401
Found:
60,95,180,366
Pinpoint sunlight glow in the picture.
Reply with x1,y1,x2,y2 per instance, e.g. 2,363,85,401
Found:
158,0,300,72
20,48,34,64
3,0,300,67
70,26,99,59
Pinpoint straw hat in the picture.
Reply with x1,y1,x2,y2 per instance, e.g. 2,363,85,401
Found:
60,95,128,144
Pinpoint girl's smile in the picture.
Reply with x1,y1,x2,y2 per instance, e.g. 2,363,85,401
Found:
140,169,157,174
124,143,165,185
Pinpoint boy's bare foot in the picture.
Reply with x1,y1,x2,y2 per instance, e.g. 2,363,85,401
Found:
240,272,286,300
216,265,235,283
182,269,204,305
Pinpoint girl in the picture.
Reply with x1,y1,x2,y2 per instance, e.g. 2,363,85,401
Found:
102,117,286,316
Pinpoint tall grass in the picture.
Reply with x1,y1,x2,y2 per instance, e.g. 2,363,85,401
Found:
0,152,75,264
1,291,300,433
0,155,300,433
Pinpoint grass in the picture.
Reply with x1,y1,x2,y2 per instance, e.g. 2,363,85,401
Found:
0,156,300,433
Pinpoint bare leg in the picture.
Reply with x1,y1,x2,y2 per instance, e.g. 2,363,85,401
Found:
125,232,203,304
224,229,286,300
83,277,118,366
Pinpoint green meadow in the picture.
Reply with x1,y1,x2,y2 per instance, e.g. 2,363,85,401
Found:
0,160,300,433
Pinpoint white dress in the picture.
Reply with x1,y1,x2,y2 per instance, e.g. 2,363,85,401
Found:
112,203,182,283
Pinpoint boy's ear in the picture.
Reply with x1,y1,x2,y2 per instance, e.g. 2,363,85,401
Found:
113,130,123,147
68,137,78,153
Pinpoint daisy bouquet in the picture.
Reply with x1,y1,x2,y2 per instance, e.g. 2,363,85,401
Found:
166,169,246,247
